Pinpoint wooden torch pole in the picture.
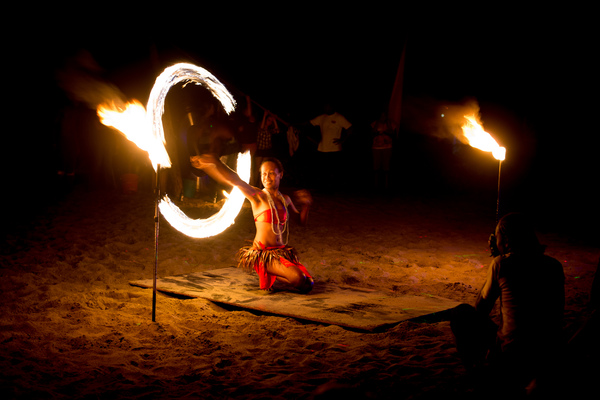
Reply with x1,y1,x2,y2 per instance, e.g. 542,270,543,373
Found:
152,164,160,322
496,159,502,226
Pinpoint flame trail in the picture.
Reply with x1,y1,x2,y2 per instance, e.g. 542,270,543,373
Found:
97,62,249,238
146,63,236,168
148,63,247,238
159,151,251,238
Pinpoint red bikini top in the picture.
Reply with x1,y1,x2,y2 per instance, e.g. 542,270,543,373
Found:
254,208,287,224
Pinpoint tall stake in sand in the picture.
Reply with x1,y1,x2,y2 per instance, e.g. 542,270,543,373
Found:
97,63,249,321
153,164,161,322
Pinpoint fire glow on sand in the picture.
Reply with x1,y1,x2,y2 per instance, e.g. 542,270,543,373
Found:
97,63,251,239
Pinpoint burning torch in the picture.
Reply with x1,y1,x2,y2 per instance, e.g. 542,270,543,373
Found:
460,114,506,257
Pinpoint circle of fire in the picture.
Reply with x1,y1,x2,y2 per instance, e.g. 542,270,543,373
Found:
151,63,251,239
99,63,251,238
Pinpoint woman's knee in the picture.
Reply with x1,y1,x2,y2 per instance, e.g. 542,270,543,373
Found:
286,269,308,287
275,263,313,293
297,275,314,294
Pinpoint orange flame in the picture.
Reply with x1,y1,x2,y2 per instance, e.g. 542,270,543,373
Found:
461,115,506,161
97,99,171,170
95,63,252,238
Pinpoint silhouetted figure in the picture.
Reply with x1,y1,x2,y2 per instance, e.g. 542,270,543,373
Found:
564,256,599,398
186,104,240,201
370,112,393,191
451,212,565,397
233,95,258,185
254,111,280,186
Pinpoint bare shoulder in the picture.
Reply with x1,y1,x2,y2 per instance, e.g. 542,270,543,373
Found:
247,187,268,206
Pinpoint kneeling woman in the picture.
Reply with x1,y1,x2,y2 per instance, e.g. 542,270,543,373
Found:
190,155,314,293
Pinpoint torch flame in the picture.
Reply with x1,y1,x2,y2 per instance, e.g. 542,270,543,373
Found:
461,115,506,161
97,100,171,170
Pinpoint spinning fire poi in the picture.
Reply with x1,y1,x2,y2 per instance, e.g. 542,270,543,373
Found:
96,63,313,320
97,63,250,239
97,63,251,321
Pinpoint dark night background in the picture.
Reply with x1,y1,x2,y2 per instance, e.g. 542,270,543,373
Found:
5,7,598,243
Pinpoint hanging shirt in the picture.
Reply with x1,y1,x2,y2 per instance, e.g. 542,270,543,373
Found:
310,112,352,152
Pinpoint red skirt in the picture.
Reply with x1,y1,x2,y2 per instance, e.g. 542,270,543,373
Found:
236,242,312,290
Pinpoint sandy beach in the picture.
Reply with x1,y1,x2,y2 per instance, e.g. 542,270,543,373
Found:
1,156,598,400
5,13,599,399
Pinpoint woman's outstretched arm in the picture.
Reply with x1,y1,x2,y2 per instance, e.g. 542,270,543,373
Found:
190,154,260,202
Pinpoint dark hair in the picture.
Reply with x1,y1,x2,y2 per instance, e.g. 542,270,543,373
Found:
260,157,284,174
496,213,545,255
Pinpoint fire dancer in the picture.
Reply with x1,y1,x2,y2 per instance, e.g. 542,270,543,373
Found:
190,155,314,293
450,213,565,396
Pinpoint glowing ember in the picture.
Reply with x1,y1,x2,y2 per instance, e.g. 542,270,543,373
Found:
97,100,171,170
96,62,249,238
461,115,506,161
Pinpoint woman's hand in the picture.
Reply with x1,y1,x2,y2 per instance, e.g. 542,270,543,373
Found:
293,190,312,226
190,154,217,170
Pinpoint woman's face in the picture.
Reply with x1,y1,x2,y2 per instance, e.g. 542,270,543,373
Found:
261,162,281,190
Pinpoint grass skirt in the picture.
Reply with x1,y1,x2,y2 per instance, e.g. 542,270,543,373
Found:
236,243,306,289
